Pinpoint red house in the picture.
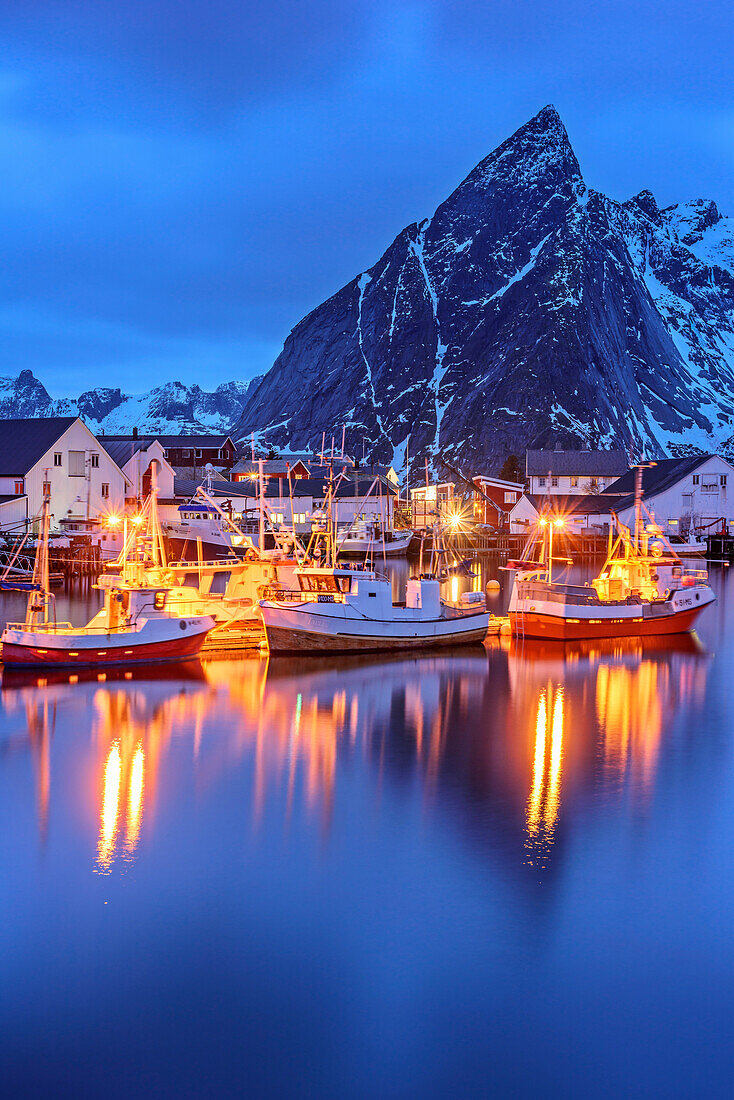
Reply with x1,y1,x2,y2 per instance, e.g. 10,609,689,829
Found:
472,476,525,528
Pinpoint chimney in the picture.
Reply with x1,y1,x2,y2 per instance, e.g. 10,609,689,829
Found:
133,426,138,440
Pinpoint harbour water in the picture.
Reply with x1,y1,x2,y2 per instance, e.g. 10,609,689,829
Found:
2,563,734,1096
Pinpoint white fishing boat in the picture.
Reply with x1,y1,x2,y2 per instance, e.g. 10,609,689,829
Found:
336,520,413,558
666,534,707,557
1,486,215,668
259,566,488,653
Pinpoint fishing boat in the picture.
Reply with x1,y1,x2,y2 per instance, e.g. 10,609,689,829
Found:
336,520,413,558
508,468,715,641
103,479,302,650
259,566,489,653
259,473,488,653
1,487,215,668
666,534,707,557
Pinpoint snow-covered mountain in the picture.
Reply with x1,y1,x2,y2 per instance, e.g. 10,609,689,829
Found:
234,105,734,471
0,370,259,434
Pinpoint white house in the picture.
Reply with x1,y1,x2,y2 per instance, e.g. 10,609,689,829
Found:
0,417,128,535
99,438,176,502
526,447,628,495
604,455,734,535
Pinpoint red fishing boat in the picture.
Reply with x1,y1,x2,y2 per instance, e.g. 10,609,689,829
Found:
508,467,715,641
1,489,214,668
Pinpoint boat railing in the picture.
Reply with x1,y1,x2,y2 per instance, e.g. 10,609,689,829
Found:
516,581,602,606
3,621,143,635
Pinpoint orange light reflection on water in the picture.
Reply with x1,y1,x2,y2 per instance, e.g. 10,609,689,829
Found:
97,741,121,872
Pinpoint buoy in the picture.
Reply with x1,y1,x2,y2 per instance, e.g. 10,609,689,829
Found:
486,579,501,593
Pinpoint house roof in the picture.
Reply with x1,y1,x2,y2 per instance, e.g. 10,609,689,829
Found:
232,458,311,476
526,448,628,477
520,494,613,516
102,433,233,449
601,456,712,499
174,472,397,503
100,439,152,467
0,416,78,476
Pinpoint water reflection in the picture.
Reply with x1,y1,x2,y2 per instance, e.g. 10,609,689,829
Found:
0,632,711,876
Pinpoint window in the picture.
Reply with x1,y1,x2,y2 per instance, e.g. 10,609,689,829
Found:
91,453,99,468
54,452,62,467
589,477,599,490
538,476,546,487
721,475,728,487
570,475,578,487
551,476,558,487
182,449,191,459
43,482,51,498
101,483,109,499
271,512,284,524
693,475,699,485
153,591,167,611
702,479,719,494
14,480,24,495
69,450,85,476
195,449,203,459
504,491,516,503
293,512,307,524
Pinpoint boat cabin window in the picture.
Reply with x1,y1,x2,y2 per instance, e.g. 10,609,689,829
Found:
183,573,200,588
337,576,351,594
153,591,167,610
299,574,339,593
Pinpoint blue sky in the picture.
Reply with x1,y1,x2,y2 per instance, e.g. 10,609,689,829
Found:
1,0,732,395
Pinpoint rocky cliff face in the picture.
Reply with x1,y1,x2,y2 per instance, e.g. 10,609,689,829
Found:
0,371,258,434
234,106,734,471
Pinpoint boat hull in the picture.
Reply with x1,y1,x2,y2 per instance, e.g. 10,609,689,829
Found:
338,535,413,558
259,603,489,653
1,618,213,668
509,603,707,641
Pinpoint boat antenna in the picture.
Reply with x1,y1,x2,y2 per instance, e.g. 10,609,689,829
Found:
26,473,52,628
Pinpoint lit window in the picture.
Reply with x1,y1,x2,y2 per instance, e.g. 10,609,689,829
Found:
14,480,24,495
101,483,109,499
570,475,578,487
504,491,516,503
43,482,51,498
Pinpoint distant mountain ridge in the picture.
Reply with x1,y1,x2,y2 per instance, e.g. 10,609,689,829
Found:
0,370,259,435
233,105,734,471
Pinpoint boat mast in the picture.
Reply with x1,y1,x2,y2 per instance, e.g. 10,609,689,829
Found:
258,458,265,551
26,475,51,628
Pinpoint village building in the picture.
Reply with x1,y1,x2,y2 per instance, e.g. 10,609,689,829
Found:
602,454,734,536
409,482,456,530
0,417,128,536
411,476,524,530
101,431,237,477
99,437,176,504
471,476,525,527
170,472,398,535
232,457,311,482
510,493,613,534
526,446,629,495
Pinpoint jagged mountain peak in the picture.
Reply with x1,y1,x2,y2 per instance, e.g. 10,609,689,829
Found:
467,103,584,203
626,189,662,225
233,104,734,471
